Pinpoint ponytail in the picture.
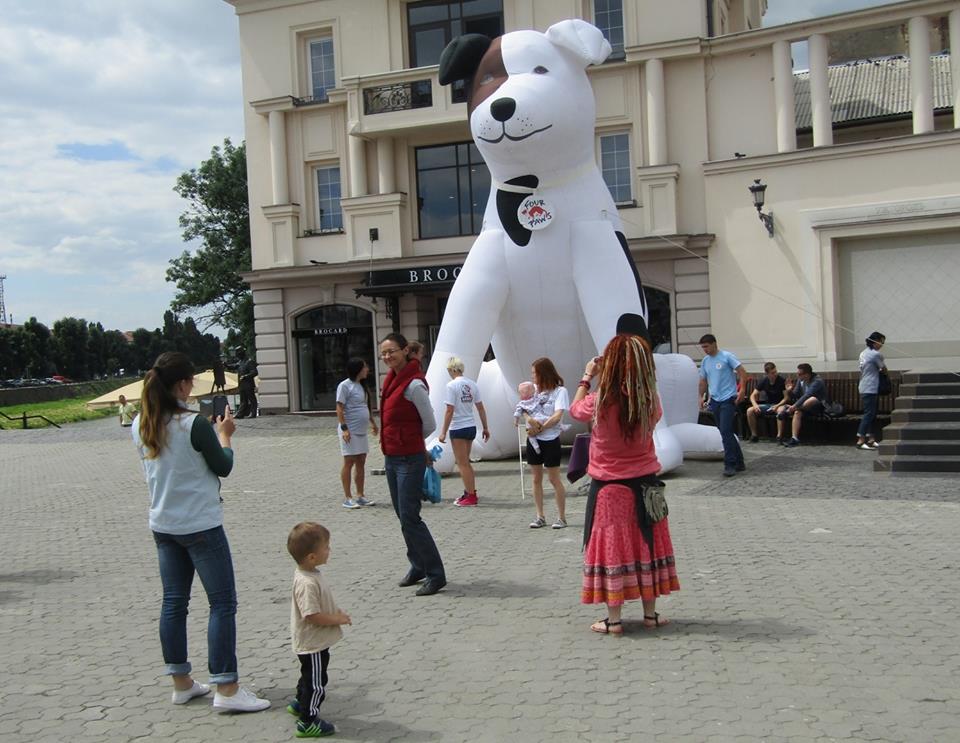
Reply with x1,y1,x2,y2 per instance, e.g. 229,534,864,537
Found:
138,352,195,458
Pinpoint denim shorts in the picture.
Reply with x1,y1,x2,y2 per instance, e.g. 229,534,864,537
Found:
449,426,476,440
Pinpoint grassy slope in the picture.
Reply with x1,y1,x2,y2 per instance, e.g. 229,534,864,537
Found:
0,397,116,429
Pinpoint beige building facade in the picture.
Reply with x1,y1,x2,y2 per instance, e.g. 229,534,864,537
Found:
226,0,960,413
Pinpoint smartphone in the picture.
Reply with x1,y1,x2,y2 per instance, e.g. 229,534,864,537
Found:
212,395,229,421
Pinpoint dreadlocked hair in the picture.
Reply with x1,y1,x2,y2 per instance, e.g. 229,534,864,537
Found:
593,334,658,441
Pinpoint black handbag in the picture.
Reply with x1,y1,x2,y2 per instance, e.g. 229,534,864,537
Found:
878,371,892,396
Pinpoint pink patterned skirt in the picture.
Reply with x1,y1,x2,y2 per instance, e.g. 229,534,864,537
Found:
582,483,679,606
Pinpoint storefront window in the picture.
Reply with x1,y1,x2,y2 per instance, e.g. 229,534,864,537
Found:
293,305,375,410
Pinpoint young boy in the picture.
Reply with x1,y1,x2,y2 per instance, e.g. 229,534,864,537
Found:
287,522,351,738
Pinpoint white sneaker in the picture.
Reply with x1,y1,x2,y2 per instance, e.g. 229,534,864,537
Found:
212,686,271,713
342,499,361,509
171,680,210,705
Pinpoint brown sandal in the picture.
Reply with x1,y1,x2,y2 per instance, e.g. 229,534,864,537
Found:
591,618,623,635
642,612,670,629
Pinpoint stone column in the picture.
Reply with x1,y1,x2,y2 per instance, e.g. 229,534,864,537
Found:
377,136,395,194
268,110,289,205
773,40,797,153
645,58,667,166
808,33,833,147
908,15,933,134
950,8,960,129
348,130,367,198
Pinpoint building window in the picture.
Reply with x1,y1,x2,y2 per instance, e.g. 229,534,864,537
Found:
415,143,490,239
407,0,503,68
599,133,632,204
593,0,625,60
315,166,343,232
309,36,335,102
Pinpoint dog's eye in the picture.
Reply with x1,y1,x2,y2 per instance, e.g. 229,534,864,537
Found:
533,65,549,74
479,73,495,85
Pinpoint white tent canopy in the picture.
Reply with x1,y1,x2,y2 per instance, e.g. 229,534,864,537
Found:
85,370,241,411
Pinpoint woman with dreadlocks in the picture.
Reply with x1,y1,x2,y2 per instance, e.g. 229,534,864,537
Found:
569,333,679,636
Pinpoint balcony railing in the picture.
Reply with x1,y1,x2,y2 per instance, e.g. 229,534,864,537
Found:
363,79,432,115
292,92,329,107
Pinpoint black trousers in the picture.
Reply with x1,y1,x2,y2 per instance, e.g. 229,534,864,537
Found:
297,648,330,723
236,381,258,418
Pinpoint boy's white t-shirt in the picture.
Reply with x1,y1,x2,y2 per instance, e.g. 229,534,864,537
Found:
532,386,569,441
291,567,343,654
444,376,482,430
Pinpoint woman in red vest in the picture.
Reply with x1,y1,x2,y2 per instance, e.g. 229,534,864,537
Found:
378,333,447,596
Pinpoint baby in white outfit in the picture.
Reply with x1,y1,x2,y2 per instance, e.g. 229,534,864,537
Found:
514,381,551,453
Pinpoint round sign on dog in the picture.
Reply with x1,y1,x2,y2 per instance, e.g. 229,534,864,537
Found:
518,196,554,230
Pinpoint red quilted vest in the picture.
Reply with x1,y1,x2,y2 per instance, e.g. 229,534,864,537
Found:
379,360,428,456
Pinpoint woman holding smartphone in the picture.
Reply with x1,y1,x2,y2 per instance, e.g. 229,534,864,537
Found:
133,351,269,713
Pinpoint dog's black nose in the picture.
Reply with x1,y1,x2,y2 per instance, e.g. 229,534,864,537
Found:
489,97,516,122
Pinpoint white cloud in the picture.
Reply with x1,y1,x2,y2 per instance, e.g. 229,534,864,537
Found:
0,0,243,333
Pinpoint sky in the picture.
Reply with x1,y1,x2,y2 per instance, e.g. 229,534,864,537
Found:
0,0,243,334
0,1,899,335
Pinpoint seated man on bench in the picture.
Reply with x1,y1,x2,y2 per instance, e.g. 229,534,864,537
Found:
746,362,789,442
778,363,827,448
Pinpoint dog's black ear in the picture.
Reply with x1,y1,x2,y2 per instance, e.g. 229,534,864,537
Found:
438,34,491,86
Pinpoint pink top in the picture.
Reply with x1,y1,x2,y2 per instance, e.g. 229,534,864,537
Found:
569,392,661,481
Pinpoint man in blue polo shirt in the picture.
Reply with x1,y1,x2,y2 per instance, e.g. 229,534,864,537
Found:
698,334,748,477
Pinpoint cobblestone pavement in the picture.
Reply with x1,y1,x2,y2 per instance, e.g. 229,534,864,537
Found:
1,415,958,743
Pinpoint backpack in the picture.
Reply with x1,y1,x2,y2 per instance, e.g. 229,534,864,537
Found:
822,400,845,418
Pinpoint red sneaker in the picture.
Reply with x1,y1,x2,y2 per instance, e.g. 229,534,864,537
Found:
454,492,478,507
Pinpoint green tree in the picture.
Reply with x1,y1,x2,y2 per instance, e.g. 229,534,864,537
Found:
21,318,54,377
86,322,106,377
52,317,90,379
167,139,254,355
102,329,134,376
0,326,23,378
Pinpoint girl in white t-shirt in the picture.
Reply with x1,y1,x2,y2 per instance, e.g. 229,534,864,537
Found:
438,357,489,507
526,357,569,529
335,358,379,509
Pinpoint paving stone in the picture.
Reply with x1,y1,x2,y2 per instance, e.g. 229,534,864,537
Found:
1,416,959,741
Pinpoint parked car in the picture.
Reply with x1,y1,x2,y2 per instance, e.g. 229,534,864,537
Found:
50,375,71,383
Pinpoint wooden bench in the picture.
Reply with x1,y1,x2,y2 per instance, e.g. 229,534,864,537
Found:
700,371,901,443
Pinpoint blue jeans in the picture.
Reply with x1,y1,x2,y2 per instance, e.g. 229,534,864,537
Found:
153,526,238,684
385,454,445,582
710,397,744,469
857,393,879,438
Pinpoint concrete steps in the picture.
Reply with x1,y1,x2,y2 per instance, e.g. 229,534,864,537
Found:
876,371,960,474
891,408,960,423
874,455,960,474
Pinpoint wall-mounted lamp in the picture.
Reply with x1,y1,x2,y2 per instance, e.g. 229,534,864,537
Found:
369,228,379,242
748,179,774,238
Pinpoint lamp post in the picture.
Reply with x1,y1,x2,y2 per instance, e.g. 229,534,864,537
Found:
748,179,774,238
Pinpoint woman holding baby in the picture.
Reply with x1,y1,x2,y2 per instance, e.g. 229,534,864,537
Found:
524,357,569,529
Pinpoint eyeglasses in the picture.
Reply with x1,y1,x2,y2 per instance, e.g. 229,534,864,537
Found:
379,348,402,358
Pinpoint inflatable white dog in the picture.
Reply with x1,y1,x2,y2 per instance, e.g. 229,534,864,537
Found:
425,19,721,473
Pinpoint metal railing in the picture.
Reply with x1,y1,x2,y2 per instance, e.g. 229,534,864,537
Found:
362,79,432,115
0,410,62,429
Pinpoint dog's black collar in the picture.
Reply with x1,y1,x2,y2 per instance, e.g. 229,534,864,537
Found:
497,175,539,246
